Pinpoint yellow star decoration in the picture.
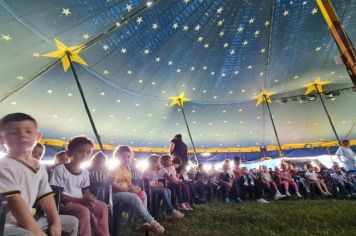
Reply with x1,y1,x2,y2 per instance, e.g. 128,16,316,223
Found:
169,93,191,108
304,77,331,95
42,39,87,71
253,89,275,106
1,34,12,41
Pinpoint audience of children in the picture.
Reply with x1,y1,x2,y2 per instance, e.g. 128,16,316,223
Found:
109,145,165,235
2,112,356,236
142,154,184,220
50,136,110,236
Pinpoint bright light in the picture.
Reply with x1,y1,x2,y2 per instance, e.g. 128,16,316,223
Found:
214,162,223,171
107,158,120,170
136,159,149,171
80,161,91,169
201,153,211,157
0,151,7,159
40,159,55,166
185,161,196,171
203,164,212,171
147,1,153,7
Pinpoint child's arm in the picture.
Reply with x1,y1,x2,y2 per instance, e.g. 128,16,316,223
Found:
7,195,46,236
39,195,61,236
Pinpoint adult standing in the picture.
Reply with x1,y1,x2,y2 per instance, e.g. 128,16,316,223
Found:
169,134,188,173
335,139,355,172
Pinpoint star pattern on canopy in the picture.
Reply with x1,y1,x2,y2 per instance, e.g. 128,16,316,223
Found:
42,39,87,71
169,93,191,108
253,90,276,106
304,77,331,95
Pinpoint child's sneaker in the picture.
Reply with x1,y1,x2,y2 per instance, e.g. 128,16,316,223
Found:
224,197,230,204
257,198,269,204
296,192,302,198
149,220,165,235
184,203,193,211
274,193,286,200
165,210,184,220
177,203,190,211
285,191,291,197
235,197,244,204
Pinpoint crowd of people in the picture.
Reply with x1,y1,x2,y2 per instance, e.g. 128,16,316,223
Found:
0,112,355,236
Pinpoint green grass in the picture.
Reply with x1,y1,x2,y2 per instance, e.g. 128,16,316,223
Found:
153,200,356,236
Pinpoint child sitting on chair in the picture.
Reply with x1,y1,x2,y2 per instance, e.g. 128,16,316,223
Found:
143,154,184,220
261,165,286,200
305,164,332,196
31,142,45,161
109,145,164,235
218,160,243,204
88,151,108,182
50,136,110,236
194,164,213,201
159,154,192,211
279,163,302,198
0,113,78,236
332,166,356,196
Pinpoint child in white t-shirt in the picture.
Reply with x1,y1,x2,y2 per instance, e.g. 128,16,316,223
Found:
0,113,78,236
50,136,110,236
305,164,332,196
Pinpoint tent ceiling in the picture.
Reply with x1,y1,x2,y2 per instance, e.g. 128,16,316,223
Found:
0,0,355,148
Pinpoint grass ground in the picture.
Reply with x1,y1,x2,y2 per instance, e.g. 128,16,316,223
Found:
150,199,356,236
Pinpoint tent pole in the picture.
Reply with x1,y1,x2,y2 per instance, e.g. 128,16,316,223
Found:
314,85,341,144
178,99,198,164
264,96,284,158
316,0,356,87
66,52,104,152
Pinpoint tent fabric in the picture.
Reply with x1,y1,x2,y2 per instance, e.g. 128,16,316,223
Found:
0,0,355,149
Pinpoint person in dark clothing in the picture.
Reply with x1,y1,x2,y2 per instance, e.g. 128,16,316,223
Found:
169,134,188,173
194,164,213,201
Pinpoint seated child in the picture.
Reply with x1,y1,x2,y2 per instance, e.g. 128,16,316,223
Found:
0,113,78,236
142,155,184,220
54,150,70,166
279,163,302,198
88,151,108,182
158,154,192,211
261,165,286,200
109,145,164,235
218,161,243,204
305,164,332,196
194,164,213,201
31,142,45,161
233,156,269,204
50,136,110,236
332,166,356,196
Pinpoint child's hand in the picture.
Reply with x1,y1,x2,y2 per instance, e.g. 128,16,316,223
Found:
49,222,61,236
81,197,96,208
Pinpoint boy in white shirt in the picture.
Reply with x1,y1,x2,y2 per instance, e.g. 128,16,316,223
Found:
0,112,78,236
336,140,355,172
305,164,331,196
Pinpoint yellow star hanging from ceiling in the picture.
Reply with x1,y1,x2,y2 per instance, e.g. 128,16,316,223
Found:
253,89,275,106
42,39,87,71
304,77,331,95
169,92,191,108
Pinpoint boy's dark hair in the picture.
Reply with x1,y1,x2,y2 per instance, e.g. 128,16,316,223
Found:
172,157,182,165
54,150,66,159
66,136,94,154
0,113,37,131
160,154,171,162
174,134,182,140
197,163,203,168
114,145,133,157
342,140,350,145
233,156,241,163
306,163,312,169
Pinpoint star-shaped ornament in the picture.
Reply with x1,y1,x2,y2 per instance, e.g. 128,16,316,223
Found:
62,8,71,16
304,77,331,95
169,93,191,108
1,34,12,41
42,39,87,71
253,89,276,106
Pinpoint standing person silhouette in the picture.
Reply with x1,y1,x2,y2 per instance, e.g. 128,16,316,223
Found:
169,134,188,174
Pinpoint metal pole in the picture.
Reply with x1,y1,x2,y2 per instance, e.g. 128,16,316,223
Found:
66,52,104,151
264,96,284,158
178,99,198,164
314,85,341,144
